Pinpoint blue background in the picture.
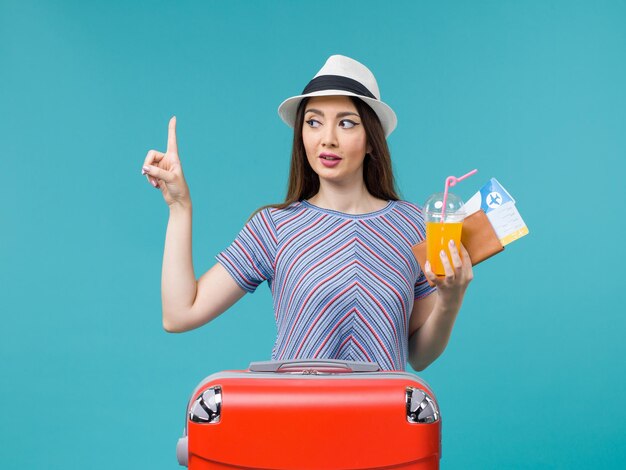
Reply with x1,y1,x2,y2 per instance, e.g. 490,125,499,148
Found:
2,1,625,468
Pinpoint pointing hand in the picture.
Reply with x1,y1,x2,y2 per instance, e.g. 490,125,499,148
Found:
142,117,191,208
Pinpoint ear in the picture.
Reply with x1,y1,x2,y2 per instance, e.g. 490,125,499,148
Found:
366,142,373,154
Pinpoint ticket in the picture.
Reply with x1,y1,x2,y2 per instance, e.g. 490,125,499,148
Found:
464,178,529,246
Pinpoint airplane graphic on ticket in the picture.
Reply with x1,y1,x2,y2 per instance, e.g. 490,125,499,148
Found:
463,178,529,246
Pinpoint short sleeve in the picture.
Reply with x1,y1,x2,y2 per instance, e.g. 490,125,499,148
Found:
414,270,436,300
410,204,437,300
216,208,277,293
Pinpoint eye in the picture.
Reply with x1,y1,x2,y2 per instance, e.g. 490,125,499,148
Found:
339,120,359,129
306,118,321,128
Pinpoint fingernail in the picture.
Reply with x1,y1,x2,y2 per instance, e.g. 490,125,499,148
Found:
440,250,446,258
449,240,455,247
424,260,430,270
142,166,150,174
141,169,147,175
152,180,158,188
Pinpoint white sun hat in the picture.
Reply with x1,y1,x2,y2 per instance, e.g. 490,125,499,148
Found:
277,55,398,137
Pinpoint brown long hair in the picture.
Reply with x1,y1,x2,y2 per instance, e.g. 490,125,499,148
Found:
252,96,399,217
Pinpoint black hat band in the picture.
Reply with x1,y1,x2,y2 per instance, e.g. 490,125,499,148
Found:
301,75,377,100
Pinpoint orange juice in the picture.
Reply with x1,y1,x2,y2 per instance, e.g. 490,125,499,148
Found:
426,221,463,275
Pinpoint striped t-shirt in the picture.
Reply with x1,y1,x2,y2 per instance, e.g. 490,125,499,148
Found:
216,200,436,371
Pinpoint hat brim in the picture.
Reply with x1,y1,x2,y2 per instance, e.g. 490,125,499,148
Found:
278,90,397,138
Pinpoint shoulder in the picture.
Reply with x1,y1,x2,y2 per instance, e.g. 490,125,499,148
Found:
387,200,427,239
265,201,310,227
275,201,306,216
390,200,425,221
245,207,278,241
249,201,308,232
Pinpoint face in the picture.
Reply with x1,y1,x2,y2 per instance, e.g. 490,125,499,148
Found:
302,95,371,186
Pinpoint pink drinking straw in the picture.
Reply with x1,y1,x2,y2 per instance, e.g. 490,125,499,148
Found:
441,169,478,222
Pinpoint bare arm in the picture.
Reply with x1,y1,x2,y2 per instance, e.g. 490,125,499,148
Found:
407,241,473,371
161,202,246,332
143,117,246,333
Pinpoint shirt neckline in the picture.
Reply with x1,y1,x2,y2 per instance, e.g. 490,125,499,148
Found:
300,199,396,219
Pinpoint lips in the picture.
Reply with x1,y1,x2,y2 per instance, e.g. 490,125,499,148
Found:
318,153,342,168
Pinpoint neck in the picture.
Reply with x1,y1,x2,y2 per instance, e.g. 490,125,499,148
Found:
308,180,388,215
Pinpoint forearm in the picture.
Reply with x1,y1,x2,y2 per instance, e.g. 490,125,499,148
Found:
408,296,462,371
161,200,197,330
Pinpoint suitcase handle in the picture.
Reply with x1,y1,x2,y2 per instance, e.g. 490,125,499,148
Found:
248,359,380,373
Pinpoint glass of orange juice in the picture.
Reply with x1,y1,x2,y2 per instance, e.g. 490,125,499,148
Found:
424,192,466,275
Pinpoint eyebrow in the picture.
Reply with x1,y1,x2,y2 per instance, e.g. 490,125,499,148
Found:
304,108,360,118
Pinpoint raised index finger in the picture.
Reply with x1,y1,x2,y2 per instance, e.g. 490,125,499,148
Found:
167,116,178,154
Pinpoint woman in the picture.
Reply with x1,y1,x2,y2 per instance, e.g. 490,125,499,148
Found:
142,55,472,371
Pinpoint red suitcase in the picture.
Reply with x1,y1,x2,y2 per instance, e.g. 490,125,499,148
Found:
177,359,441,469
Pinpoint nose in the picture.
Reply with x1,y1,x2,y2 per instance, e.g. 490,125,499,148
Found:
321,123,338,148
